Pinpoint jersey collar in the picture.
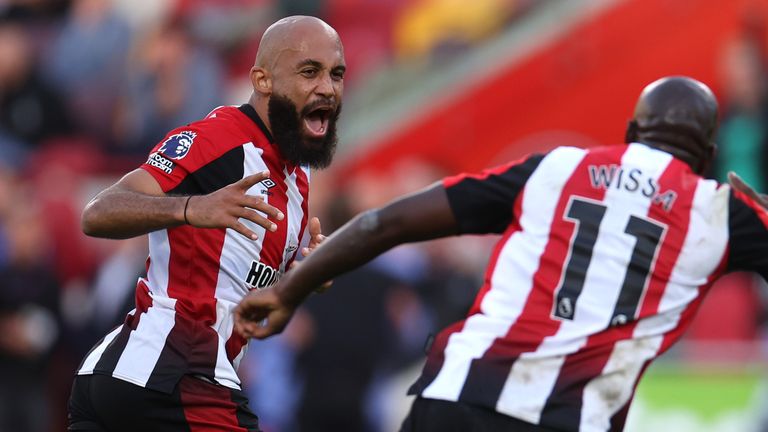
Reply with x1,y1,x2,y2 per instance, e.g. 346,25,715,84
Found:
238,104,274,143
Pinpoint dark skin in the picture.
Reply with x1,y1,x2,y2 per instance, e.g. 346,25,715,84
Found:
82,16,343,245
235,75,768,339
235,183,458,338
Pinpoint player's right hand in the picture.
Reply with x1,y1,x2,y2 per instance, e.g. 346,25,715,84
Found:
728,172,768,209
234,287,295,339
184,170,284,240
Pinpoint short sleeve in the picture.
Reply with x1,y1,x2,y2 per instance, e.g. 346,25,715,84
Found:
443,153,544,234
727,188,768,281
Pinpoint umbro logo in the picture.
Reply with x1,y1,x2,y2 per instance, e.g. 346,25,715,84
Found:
261,179,276,189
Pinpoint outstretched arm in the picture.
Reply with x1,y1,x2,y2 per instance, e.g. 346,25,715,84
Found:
82,168,284,240
235,182,458,338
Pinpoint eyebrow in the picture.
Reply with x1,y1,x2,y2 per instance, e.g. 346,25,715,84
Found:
297,59,346,73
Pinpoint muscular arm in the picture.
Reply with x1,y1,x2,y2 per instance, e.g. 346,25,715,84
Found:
235,183,459,337
82,168,283,240
81,169,186,239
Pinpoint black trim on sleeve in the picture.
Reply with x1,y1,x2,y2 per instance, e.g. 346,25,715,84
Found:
727,192,768,281
238,104,274,143
168,146,245,196
445,154,545,234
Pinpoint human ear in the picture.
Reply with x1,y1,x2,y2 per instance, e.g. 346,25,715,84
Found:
250,67,272,95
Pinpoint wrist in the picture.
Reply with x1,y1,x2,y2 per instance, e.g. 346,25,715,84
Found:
274,273,307,309
183,196,193,225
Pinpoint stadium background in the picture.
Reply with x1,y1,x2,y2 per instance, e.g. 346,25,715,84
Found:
0,0,767,431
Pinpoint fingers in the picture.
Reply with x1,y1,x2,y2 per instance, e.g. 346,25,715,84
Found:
231,221,259,241
235,308,291,339
237,208,278,233
242,195,284,221
304,217,326,256
237,170,271,191
308,217,322,237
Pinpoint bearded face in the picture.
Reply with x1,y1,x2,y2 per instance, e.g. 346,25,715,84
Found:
268,94,341,169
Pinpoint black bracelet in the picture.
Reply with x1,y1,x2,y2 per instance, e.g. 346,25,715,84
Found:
183,196,193,225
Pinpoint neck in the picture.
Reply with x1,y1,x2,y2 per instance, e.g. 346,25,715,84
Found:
248,93,272,135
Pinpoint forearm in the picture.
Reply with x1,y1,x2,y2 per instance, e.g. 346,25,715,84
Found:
276,184,458,306
82,188,187,239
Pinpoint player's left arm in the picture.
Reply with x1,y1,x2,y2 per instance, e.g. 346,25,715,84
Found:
235,183,457,338
235,153,545,338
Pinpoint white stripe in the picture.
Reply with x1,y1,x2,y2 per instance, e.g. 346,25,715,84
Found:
422,147,586,402
210,142,269,388
580,336,663,432
496,354,566,423
212,299,242,390
215,143,269,304
112,295,177,385
77,324,124,374
545,145,671,346
283,166,305,272
498,144,671,423
146,229,171,297
634,178,728,339
580,153,729,431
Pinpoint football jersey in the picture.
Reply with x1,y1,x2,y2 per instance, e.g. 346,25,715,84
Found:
408,143,768,432
77,105,310,393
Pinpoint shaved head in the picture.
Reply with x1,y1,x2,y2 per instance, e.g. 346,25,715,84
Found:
247,16,345,169
255,16,342,70
626,76,719,174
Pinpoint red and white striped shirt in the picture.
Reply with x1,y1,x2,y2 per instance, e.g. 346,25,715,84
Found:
409,143,768,432
77,105,310,393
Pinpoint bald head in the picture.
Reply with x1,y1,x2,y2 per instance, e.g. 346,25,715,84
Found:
626,76,719,174
247,15,345,169
256,16,342,69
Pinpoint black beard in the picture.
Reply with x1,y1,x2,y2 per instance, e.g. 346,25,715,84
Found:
267,94,340,169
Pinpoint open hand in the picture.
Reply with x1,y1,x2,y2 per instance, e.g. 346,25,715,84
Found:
186,170,284,240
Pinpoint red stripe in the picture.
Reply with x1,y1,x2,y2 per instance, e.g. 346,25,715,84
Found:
225,165,310,362
180,376,248,432
165,225,226,376
458,146,616,406
167,226,225,323
412,169,528,394
257,146,290,271
135,280,153,315
539,154,690,427
637,158,697,318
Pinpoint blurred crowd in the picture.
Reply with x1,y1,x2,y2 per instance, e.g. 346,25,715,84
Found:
0,0,533,431
1,0,768,431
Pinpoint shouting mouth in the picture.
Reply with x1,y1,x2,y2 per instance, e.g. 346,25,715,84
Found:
303,106,333,138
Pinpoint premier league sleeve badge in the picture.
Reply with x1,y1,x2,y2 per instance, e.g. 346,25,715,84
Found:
158,131,197,160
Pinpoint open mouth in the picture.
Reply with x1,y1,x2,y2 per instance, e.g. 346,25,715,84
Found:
303,107,332,138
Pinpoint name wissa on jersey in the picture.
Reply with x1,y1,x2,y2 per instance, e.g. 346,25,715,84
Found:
409,143,768,432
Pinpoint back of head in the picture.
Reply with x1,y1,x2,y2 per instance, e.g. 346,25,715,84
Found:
625,76,719,174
